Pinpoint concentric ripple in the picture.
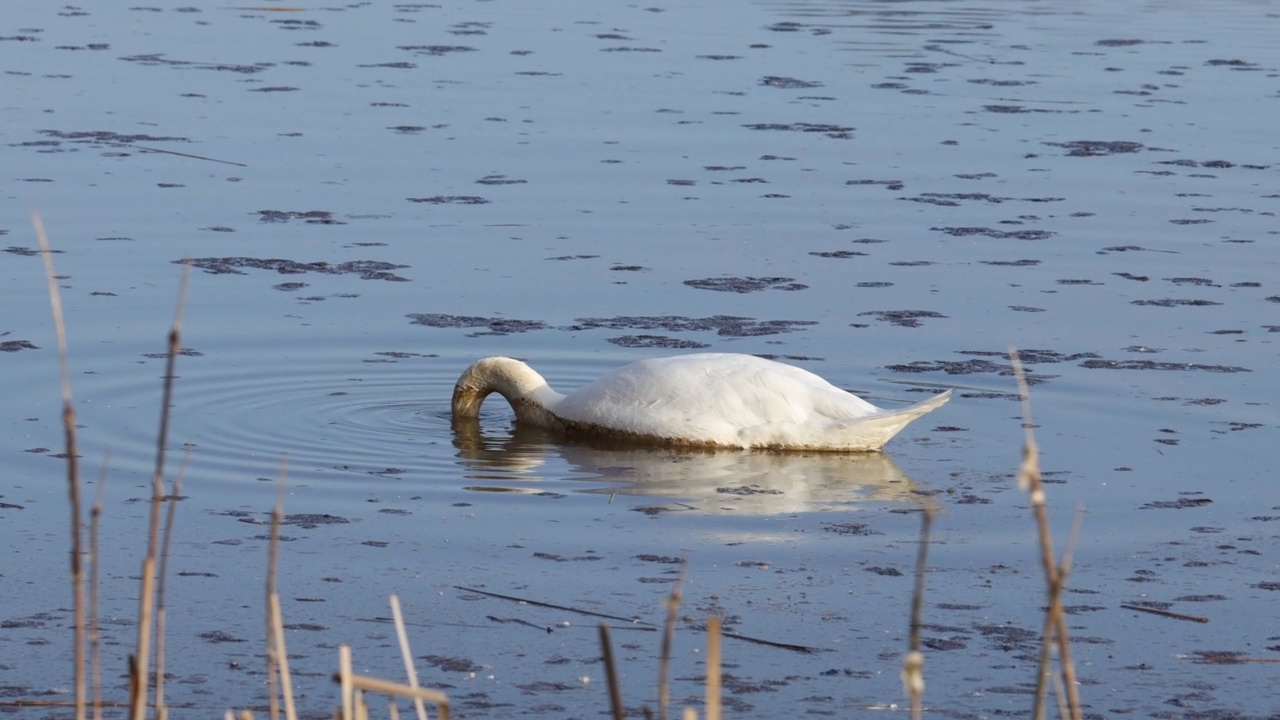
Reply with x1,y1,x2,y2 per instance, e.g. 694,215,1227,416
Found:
70,343,578,500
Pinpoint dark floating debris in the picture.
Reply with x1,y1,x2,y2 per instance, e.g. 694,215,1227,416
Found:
119,54,268,75
1079,359,1250,373
981,259,1039,267
684,276,808,293
759,76,823,89
1131,299,1222,307
903,192,1065,206
142,348,204,359
407,314,547,335
845,179,904,190
1113,273,1149,281
406,195,490,205
1141,497,1213,510
889,349,1101,385
857,310,947,328
1,340,39,352
568,315,816,338
1045,140,1144,156
257,210,343,224
742,122,854,139
475,174,527,185
181,257,410,282
822,522,882,536
397,45,476,56
1098,245,1177,254
35,129,190,145
1205,58,1257,69
809,250,868,259
607,335,710,349
932,226,1055,240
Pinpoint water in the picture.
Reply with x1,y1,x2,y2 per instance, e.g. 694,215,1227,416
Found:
2,0,1277,717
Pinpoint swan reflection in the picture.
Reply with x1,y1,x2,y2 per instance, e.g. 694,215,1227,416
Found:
450,416,925,514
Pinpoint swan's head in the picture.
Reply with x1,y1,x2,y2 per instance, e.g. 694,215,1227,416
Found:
451,356,560,423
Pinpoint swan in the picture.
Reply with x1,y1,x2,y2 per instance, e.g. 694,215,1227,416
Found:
451,353,951,451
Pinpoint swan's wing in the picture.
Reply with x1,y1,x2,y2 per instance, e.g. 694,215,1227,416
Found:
555,354,884,445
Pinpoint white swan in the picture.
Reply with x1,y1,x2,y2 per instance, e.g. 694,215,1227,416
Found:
451,353,951,452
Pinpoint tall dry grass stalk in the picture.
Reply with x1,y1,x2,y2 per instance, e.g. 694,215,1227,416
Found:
704,617,721,720
657,561,688,720
154,451,190,720
1010,349,1083,720
89,455,110,720
33,210,87,720
335,644,449,720
389,596,429,720
597,625,624,720
130,261,191,720
266,466,298,720
903,508,934,720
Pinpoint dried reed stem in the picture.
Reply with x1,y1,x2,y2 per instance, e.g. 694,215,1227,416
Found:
130,558,156,720
658,561,688,720
598,625,625,720
267,466,288,720
89,456,109,720
389,595,429,720
340,645,354,720
33,210,86,720
904,508,934,720
269,593,298,720
342,675,450,716
130,263,191,720
154,451,189,720
1010,349,1083,720
704,617,721,720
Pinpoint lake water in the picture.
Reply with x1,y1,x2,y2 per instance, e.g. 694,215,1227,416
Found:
2,0,1277,718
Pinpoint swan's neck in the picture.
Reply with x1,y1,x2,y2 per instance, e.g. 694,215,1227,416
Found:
451,357,566,427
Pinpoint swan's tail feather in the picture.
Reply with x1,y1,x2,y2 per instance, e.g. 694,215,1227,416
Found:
829,389,953,451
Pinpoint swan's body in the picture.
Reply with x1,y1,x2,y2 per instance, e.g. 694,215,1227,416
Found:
451,353,951,452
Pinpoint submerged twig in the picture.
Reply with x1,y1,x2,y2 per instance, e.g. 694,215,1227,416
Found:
128,144,248,167
1120,604,1210,624
34,210,86,720
453,586,655,626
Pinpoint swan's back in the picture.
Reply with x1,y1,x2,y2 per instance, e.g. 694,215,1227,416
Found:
553,353,936,450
